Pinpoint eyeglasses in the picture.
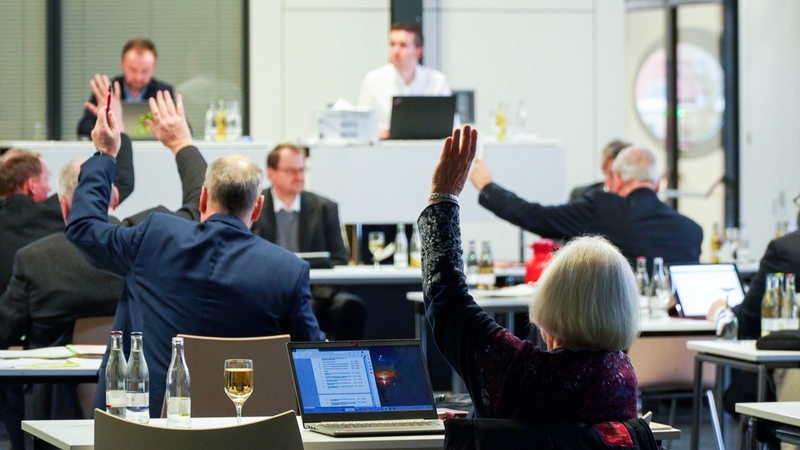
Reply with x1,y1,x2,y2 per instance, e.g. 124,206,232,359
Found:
274,167,306,176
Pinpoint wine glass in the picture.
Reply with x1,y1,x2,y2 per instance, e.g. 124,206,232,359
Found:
224,359,253,424
367,231,386,269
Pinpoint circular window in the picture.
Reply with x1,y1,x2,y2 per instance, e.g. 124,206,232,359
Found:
634,36,725,158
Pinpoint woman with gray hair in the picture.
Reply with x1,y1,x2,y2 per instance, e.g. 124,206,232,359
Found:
421,125,640,422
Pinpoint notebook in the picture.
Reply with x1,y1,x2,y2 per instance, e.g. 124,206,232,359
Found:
387,96,456,140
121,101,156,140
668,263,746,318
287,339,445,437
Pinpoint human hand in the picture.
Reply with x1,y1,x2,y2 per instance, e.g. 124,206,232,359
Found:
430,126,477,203
706,299,727,322
91,105,121,158
145,91,193,154
469,159,493,191
84,75,123,130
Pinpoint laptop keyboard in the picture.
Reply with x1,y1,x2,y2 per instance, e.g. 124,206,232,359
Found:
318,419,440,429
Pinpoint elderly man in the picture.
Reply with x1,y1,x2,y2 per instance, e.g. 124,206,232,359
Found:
66,92,323,417
568,139,631,201
470,146,703,268
358,21,451,139
77,37,174,138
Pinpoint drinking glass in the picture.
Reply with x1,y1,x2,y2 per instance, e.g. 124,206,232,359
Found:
367,231,386,269
224,359,253,424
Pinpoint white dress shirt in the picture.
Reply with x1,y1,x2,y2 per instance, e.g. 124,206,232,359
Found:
357,63,451,132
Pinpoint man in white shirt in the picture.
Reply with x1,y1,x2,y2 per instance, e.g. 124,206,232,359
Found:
358,22,451,139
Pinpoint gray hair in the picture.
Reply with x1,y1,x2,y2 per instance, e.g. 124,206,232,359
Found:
57,159,85,204
204,155,263,217
612,146,659,184
530,235,639,351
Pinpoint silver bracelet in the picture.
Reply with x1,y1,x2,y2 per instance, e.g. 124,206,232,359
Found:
428,192,459,204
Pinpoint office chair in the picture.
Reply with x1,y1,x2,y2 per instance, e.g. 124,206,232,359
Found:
94,409,303,450
443,417,659,450
162,334,298,418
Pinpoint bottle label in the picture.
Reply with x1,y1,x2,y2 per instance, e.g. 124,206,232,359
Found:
127,392,149,407
106,390,127,407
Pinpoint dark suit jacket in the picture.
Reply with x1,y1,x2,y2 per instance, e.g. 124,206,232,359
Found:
76,75,174,138
252,189,349,267
734,230,800,338
66,153,324,415
0,135,134,295
568,181,603,202
478,183,703,268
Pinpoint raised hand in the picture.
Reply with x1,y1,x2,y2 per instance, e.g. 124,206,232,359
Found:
91,105,121,158
430,125,478,202
84,75,123,129
145,91,193,154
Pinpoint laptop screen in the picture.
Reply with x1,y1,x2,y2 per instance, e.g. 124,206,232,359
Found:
121,102,156,140
388,96,456,140
288,340,438,424
669,263,745,318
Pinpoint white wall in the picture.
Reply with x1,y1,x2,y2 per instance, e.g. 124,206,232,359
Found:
248,0,627,262
739,0,800,259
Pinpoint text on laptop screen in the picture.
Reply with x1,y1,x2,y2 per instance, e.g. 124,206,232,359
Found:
669,263,745,317
291,345,433,414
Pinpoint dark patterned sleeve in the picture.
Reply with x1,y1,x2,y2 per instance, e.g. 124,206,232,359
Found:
419,202,505,399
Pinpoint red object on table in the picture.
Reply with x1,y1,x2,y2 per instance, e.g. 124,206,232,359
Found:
524,239,558,283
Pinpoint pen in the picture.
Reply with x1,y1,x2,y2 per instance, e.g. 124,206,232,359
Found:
105,85,112,123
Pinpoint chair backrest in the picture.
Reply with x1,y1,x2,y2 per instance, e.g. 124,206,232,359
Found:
72,315,115,344
168,334,298,418
443,417,658,450
94,409,303,450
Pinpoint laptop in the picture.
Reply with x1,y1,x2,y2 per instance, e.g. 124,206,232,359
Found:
287,339,445,437
387,96,456,140
668,263,746,318
121,101,156,140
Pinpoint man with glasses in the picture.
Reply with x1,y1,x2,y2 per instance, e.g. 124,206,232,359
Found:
252,144,366,340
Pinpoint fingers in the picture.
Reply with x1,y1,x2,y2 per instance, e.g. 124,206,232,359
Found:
175,94,185,118
112,80,122,100
84,102,99,116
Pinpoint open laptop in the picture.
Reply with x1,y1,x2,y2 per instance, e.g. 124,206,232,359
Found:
668,263,746,318
287,339,445,437
387,96,456,140
121,102,156,140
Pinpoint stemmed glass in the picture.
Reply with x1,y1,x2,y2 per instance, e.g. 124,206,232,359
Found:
224,359,253,424
367,231,386,269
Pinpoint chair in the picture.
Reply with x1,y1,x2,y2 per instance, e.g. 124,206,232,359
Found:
73,315,115,419
167,334,298,418
94,408,303,450
443,417,659,450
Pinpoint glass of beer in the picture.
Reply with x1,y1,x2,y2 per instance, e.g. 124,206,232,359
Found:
224,359,253,424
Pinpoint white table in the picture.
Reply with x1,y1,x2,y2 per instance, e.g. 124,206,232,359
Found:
312,266,524,286
21,415,680,449
736,401,800,450
687,340,800,450
0,358,101,384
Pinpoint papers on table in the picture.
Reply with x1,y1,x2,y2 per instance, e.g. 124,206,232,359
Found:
0,344,106,359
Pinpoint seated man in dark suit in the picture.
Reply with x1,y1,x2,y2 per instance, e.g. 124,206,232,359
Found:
470,145,703,269
76,37,174,138
252,144,365,340
568,139,630,201
67,92,324,418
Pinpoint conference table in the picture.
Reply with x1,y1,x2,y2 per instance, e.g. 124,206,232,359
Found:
0,346,105,384
687,340,800,450
21,415,681,450
736,401,800,450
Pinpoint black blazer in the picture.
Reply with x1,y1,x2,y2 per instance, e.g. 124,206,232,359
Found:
76,75,174,138
735,230,800,338
479,183,703,269
252,189,349,267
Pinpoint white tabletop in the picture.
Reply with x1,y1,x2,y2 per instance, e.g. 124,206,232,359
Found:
22,415,680,449
736,401,800,427
312,266,525,286
21,416,443,450
0,358,101,380
687,340,800,362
